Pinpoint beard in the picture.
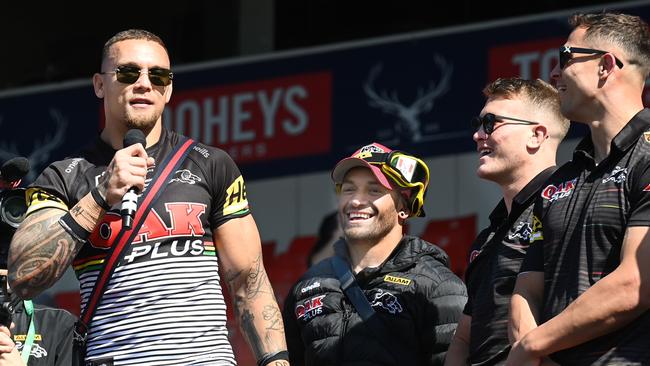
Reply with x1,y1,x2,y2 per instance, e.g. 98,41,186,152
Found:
125,110,160,130
341,208,398,243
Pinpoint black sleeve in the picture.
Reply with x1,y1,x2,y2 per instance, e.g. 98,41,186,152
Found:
282,285,305,366
627,154,650,226
53,313,75,366
421,268,468,365
207,148,252,229
520,238,544,273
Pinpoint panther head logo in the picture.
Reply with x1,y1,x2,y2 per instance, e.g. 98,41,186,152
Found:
370,289,403,314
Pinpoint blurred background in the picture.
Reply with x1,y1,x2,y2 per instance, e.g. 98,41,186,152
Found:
0,0,619,91
1,1,647,364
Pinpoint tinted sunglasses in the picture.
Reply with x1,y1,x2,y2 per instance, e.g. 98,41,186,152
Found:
472,113,539,135
101,65,173,86
364,151,430,217
559,46,624,69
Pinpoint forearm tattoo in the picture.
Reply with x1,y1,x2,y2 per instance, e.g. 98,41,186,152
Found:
8,209,82,299
244,254,273,299
9,191,103,299
224,253,287,358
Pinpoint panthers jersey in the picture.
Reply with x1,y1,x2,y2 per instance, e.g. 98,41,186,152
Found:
522,110,650,365
27,128,250,365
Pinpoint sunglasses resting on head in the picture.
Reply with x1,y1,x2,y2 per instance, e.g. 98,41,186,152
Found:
471,113,540,135
101,65,173,86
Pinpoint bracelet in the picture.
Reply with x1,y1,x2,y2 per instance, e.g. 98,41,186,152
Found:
58,212,91,242
257,350,289,366
90,187,111,211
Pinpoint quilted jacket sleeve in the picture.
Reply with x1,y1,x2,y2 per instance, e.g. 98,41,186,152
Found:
420,262,468,365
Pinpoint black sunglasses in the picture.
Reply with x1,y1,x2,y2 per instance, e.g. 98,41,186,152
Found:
559,46,624,70
472,113,540,135
101,65,173,86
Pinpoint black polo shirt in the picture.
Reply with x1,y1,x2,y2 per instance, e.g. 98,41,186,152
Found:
463,167,555,366
522,109,650,365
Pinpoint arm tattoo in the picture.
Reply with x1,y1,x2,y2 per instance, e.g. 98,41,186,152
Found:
262,304,283,331
9,209,85,299
224,253,287,357
241,308,264,357
244,253,273,299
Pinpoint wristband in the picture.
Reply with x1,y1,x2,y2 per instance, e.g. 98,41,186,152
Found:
257,350,289,366
90,187,111,211
58,212,90,242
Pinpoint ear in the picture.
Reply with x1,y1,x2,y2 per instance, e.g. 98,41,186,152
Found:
93,73,105,99
164,82,173,103
599,53,617,78
527,125,548,149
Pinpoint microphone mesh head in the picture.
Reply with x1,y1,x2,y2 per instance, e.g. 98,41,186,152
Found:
123,129,146,149
0,157,30,182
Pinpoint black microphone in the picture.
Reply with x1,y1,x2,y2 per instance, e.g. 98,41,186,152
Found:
0,155,30,184
120,129,147,229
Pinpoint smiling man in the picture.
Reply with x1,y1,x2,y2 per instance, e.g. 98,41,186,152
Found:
283,142,467,366
508,12,650,366
445,78,569,366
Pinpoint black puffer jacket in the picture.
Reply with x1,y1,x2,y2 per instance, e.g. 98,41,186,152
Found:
283,235,468,366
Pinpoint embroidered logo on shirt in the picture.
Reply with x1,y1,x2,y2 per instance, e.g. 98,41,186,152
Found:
644,131,650,143
15,342,47,359
300,281,321,293
541,178,577,202
370,289,403,314
529,215,543,243
170,169,201,185
469,249,481,263
602,166,627,184
295,295,326,322
507,221,533,243
383,275,411,286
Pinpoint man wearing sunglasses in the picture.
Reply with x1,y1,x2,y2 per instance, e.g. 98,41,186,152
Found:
7,29,288,366
283,142,467,366
445,78,569,366
508,12,650,366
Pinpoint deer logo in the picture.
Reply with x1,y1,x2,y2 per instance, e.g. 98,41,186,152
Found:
363,54,453,143
0,108,68,182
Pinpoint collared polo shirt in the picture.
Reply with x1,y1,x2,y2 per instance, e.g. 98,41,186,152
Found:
463,167,555,365
523,109,650,365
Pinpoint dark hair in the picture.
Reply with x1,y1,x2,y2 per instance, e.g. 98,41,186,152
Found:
101,29,168,66
307,211,340,267
570,12,650,77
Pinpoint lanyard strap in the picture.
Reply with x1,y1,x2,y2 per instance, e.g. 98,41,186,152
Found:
80,137,196,328
20,300,34,364
330,256,399,363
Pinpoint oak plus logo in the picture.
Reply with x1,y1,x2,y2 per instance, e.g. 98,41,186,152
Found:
295,295,326,322
541,178,577,202
88,202,207,249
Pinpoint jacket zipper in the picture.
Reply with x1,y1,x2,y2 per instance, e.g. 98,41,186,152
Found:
337,303,351,364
